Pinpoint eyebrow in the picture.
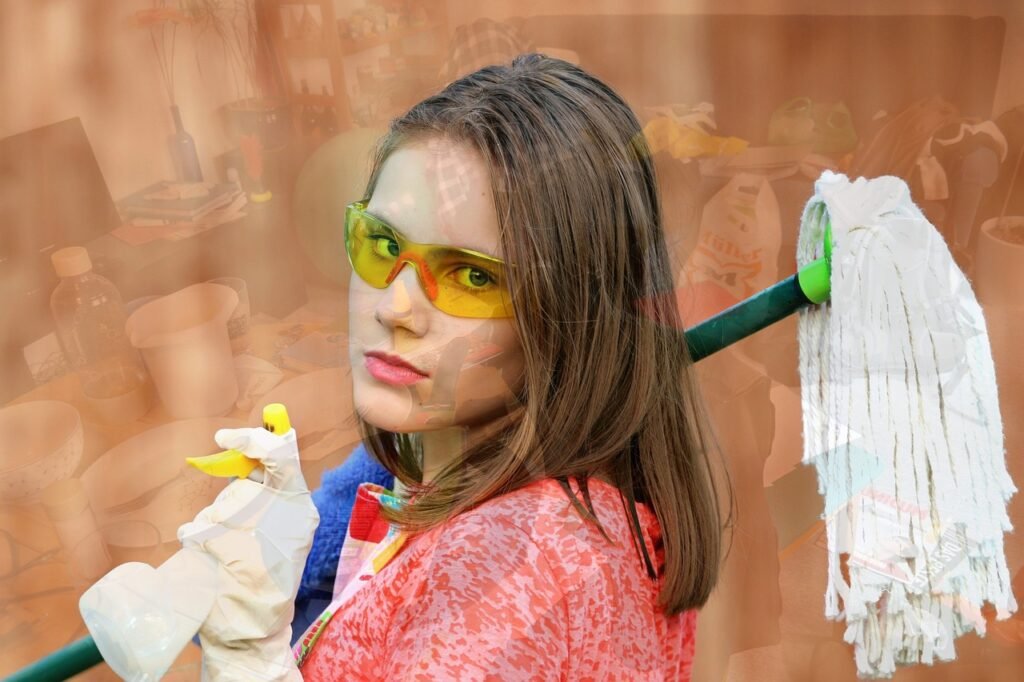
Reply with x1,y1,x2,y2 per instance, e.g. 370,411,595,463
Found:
361,206,506,262
363,208,406,237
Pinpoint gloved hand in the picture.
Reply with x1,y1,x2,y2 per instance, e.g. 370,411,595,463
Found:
177,425,320,681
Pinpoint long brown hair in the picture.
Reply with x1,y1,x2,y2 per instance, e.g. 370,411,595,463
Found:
354,53,734,616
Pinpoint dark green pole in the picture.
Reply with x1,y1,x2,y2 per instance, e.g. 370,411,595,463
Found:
3,635,103,682
684,222,832,362
685,272,812,362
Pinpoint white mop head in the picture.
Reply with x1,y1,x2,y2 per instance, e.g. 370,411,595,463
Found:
796,171,1019,678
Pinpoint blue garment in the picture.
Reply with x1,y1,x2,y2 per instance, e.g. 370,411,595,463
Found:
290,442,394,643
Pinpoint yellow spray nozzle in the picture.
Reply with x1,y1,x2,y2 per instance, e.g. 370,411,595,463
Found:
185,448,261,479
186,403,292,478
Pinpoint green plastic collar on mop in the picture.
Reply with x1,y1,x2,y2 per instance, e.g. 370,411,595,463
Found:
7,223,836,682
797,219,833,305
685,220,833,361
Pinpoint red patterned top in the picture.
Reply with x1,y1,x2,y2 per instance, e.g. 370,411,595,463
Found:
298,476,698,680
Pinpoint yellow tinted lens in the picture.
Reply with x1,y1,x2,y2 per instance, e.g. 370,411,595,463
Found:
346,208,399,287
426,249,513,318
345,203,513,319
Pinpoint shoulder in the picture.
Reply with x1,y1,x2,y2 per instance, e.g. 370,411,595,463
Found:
405,479,566,585
452,476,640,527
389,476,664,619
435,478,661,591
467,476,660,549
446,477,578,534
435,478,618,562
398,478,613,608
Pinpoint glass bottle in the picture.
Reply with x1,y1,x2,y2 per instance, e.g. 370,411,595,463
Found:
320,86,339,136
49,247,150,405
168,104,203,182
300,80,320,138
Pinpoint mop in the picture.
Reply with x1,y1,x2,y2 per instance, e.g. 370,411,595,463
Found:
794,170,1019,678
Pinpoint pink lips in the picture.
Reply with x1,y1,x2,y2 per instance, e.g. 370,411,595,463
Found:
364,352,429,386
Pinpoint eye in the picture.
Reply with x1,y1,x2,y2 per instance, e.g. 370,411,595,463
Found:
370,234,400,258
452,266,496,290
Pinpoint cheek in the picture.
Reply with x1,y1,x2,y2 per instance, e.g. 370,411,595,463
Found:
445,320,525,420
347,277,382,344
347,278,381,387
477,321,525,388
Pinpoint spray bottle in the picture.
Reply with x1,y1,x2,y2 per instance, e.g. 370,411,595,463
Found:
76,404,290,681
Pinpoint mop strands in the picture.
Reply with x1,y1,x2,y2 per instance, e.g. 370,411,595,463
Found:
795,170,1019,678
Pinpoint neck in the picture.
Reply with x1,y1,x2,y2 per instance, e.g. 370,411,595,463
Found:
417,407,523,485
419,427,467,485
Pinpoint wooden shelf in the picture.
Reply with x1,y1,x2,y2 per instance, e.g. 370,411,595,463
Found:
291,93,334,105
283,38,328,58
263,0,448,137
339,22,439,56
281,23,440,59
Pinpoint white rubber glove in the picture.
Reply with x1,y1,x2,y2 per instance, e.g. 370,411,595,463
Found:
177,426,320,681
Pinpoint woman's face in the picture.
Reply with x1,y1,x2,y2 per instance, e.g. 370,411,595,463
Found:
348,137,525,433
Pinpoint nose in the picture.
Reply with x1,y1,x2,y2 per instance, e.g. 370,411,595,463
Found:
374,262,430,331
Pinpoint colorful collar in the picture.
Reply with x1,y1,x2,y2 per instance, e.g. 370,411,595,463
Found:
293,482,409,668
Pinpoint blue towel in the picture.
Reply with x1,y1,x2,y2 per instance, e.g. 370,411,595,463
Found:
290,442,394,643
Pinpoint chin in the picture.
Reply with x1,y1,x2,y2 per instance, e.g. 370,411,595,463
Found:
352,380,513,436
349,369,450,431
353,379,421,432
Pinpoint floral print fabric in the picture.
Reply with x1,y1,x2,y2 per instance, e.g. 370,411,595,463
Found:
296,477,697,680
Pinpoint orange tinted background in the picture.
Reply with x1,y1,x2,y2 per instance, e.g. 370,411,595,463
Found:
1,1,1023,680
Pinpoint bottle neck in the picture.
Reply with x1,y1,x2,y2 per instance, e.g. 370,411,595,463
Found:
58,270,92,281
170,104,184,133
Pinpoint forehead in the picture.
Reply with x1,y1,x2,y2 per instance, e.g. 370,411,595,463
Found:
366,138,503,257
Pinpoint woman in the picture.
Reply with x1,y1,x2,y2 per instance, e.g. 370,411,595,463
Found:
198,53,732,680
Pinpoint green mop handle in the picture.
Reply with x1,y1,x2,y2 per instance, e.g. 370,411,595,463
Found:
5,226,834,682
4,635,103,682
685,222,832,361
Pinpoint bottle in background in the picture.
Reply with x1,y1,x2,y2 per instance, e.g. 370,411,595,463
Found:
168,104,203,182
320,86,339,137
40,478,113,588
300,80,319,138
50,247,152,421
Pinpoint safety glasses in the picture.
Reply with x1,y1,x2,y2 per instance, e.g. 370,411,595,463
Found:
344,200,514,319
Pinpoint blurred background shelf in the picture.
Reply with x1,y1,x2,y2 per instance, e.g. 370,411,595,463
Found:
262,0,449,143
339,21,440,55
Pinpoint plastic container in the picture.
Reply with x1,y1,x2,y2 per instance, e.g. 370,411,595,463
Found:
40,478,113,586
0,400,83,503
79,548,218,681
49,247,152,422
80,416,242,545
975,216,1024,307
204,277,251,354
125,283,239,418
